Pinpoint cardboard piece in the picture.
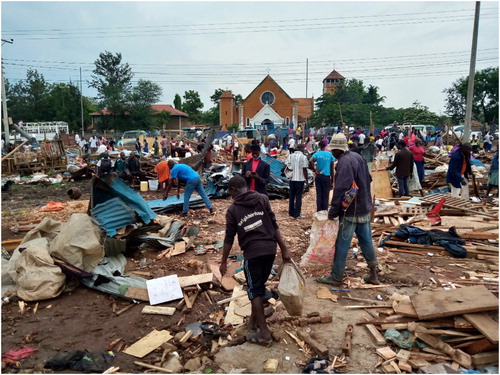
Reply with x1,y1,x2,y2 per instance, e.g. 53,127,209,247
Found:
123,329,173,358
146,275,183,305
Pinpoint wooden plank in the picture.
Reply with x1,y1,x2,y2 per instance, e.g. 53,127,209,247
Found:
123,329,173,358
461,232,499,240
414,332,472,368
463,338,498,355
134,361,172,373
365,324,386,345
411,285,499,320
371,170,393,198
124,287,149,302
472,351,499,366
171,241,186,256
394,300,418,318
376,346,397,360
224,285,246,325
463,313,499,344
141,306,176,316
297,330,329,356
178,273,213,288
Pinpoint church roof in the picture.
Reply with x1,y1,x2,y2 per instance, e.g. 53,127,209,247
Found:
220,90,233,99
324,70,345,80
243,75,295,103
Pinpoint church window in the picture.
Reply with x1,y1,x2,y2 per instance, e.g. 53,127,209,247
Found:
260,91,275,105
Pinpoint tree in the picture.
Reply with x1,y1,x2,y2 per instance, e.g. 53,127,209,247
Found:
126,80,163,130
182,90,204,124
154,110,171,129
364,85,385,106
443,67,499,124
90,51,133,130
402,101,439,125
173,94,182,110
199,107,219,126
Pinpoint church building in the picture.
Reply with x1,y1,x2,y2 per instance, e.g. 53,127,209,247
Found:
220,71,345,131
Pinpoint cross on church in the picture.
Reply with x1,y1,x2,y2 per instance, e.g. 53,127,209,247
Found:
267,68,271,75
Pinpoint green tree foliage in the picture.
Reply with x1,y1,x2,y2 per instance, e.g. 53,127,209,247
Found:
6,70,97,132
199,107,219,126
173,94,182,110
126,79,162,130
90,51,133,130
402,101,439,125
182,90,204,124
443,67,499,124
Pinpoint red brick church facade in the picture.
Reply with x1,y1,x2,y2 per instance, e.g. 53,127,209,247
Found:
220,70,344,131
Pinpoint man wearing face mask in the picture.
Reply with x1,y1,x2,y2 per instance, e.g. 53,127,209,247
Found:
242,143,270,195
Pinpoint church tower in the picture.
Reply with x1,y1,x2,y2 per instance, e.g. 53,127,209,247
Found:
219,90,235,130
323,70,345,95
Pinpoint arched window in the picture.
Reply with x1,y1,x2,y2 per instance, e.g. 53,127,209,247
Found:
286,117,290,125
246,118,250,127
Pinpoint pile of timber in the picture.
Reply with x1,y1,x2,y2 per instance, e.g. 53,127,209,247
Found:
372,195,498,263
361,285,499,373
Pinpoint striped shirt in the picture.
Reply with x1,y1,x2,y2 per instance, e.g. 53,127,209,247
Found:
286,151,308,182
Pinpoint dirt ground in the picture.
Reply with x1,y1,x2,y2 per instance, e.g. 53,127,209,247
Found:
1,179,494,374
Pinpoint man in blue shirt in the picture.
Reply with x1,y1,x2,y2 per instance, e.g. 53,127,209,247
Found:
309,140,335,211
163,160,214,217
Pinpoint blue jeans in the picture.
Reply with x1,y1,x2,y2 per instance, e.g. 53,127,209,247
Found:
397,176,410,197
315,174,331,211
289,180,304,217
183,177,212,213
331,215,378,282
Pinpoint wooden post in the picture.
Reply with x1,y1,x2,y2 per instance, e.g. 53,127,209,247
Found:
338,103,349,137
370,111,374,135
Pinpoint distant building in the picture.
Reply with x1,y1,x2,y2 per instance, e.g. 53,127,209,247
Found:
220,75,313,131
323,69,345,95
89,104,192,131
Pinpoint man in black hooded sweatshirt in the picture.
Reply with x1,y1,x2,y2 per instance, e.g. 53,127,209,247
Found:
220,175,291,347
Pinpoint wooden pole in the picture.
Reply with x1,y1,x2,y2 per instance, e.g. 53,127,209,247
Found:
2,141,27,161
338,103,349,137
370,111,374,135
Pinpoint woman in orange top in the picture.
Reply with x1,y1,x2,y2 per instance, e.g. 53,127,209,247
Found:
154,160,171,193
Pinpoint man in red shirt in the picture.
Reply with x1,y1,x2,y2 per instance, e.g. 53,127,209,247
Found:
242,144,270,195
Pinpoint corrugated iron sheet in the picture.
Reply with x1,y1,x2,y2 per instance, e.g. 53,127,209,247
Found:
91,197,136,237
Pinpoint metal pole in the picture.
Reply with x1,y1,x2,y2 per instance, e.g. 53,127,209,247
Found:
305,58,308,131
1,60,10,142
80,67,84,137
463,1,480,142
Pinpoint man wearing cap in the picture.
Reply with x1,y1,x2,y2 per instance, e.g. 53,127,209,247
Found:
316,133,379,287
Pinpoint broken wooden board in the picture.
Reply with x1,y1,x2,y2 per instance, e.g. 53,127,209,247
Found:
123,329,173,358
178,273,213,288
316,287,338,302
394,300,418,318
471,351,499,367
297,330,329,356
141,306,176,316
365,324,386,345
224,285,246,325
371,170,393,199
233,295,251,318
410,285,499,320
376,346,397,360
463,312,499,344
414,332,472,368
208,261,240,291
124,287,150,302
171,241,186,256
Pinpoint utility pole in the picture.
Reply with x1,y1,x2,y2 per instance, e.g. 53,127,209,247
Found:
463,1,480,142
80,67,84,137
305,58,309,131
1,39,13,143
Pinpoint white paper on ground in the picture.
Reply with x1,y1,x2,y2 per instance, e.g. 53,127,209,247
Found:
146,275,183,305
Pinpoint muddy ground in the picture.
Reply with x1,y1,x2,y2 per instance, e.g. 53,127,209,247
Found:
1,179,493,373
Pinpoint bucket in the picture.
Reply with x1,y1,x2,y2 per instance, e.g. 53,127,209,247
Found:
67,187,82,200
140,181,148,192
148,180,159,191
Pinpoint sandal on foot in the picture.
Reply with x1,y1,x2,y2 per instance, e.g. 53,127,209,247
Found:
245,333,273,347
315,276,342,287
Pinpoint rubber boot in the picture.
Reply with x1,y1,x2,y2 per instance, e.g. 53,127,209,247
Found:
365,264,380,285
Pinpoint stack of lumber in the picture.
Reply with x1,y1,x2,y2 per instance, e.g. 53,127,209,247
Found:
361,286,499,373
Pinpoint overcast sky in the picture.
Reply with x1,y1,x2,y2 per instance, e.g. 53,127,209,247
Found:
1,1,498,120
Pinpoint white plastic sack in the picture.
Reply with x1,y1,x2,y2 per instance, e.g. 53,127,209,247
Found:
278,261,306,316
16,242,66,301
49,213,104,272
300,211,339,266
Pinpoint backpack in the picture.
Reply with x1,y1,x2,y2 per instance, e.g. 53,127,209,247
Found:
99,158,112,174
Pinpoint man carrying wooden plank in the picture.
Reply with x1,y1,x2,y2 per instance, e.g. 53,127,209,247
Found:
316,133,379,287
219,175,292,347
